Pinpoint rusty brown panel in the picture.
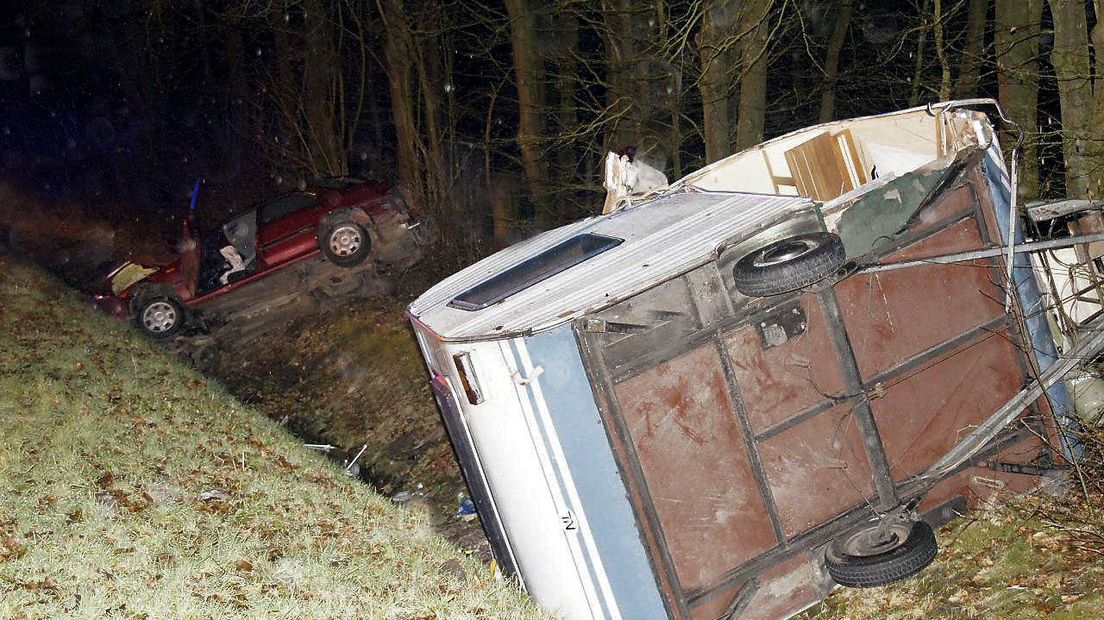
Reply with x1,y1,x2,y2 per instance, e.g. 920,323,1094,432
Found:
614,343,776,592
740,553,832,620
757,405,875,536
870,331,1026,481
912,180,977,233
583,341,688,619
722,294,845,434
688,584,742,620
835,218,1005,379
1032,394,1066,452
918,439,1045,515
971,167,1004,244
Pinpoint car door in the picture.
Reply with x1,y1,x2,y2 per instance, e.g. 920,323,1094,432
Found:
255,192,323,266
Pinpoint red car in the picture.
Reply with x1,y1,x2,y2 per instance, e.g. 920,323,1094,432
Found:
95,178,415,338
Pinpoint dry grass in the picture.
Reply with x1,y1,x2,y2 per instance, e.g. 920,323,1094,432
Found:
802,429,1104,620
0,254,545,619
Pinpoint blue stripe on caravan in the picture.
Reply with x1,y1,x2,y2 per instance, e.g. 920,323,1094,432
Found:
982,147,1080,460
522,326,668,619
505,339,613,620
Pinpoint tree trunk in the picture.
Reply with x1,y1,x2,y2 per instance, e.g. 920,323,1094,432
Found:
909,0,931,106
1049,0,1093,198
933,0,951,100
303,0,342,175
818,0,853,123
1091,1,1104,198
412,16,447,180
1046,0,1094,200
556,3,579,183
698,1,737,162
953,0,988,98
504,0,549,215
994,0,1042,200
735,0,773,150
377,0,420,203
602,0,637,151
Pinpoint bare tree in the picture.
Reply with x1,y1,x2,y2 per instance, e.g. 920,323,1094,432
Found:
698,1,738,161
505,0,550,213
1048,0,1094,198
818,0,854,123
735,0,773,150
994,0,1043,199
952,0,988,98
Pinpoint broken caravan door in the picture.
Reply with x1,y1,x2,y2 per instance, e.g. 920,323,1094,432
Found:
574,102,1069,618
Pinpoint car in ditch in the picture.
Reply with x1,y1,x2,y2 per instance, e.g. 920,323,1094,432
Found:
407,100,1103,619
95,178,418,338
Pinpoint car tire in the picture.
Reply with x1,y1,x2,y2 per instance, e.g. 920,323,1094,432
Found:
319,218,371,267
824,520,938,588
135,295,186,339
732,232,845,297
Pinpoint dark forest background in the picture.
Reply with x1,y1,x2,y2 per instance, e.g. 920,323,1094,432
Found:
1,0,1101,269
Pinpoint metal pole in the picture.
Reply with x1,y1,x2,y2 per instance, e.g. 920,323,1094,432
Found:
857,232,1104,274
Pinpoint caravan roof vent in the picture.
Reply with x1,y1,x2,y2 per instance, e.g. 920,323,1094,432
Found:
449,233,623,311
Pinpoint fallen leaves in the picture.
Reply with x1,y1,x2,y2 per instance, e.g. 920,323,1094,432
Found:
0,535,27,562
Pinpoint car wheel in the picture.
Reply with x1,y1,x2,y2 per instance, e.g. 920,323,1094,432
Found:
824,520,938,588
319,218,371,267
732,231,846,297
136,295,185,339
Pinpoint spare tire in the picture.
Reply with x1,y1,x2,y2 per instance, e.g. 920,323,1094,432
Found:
732,232,845,297
824,520,938,588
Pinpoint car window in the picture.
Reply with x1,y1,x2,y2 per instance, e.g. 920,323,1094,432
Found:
448,233,623,311
259,193,318,225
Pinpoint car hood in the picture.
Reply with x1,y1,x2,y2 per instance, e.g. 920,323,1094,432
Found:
104,261,158,295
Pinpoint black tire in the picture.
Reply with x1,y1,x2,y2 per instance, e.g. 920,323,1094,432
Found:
135,295,186,339
319,218,371,267
824,520,938,588
732,232,845,297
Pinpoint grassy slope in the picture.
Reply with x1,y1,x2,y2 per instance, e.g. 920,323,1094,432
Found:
205,299,461,510
0,255,543,619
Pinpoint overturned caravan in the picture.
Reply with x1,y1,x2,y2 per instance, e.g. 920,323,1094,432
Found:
407,100,1092,620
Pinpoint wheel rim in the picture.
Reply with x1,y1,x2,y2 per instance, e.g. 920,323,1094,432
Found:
329,225,363,257
753,238,819,267
839,523,912,558
142,301,177,333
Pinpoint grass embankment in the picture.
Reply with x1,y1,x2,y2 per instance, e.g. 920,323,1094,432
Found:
0,255,543,619
205,300,460,512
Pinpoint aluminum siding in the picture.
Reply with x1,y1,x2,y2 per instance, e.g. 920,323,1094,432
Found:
408,192,814,341
518,326,668,619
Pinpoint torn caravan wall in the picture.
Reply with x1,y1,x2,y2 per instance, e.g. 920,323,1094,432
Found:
602,151,669,214
673,102,983,201
980,142,1079,459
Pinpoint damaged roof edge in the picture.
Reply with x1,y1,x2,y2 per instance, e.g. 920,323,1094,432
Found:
672,98,1006,192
